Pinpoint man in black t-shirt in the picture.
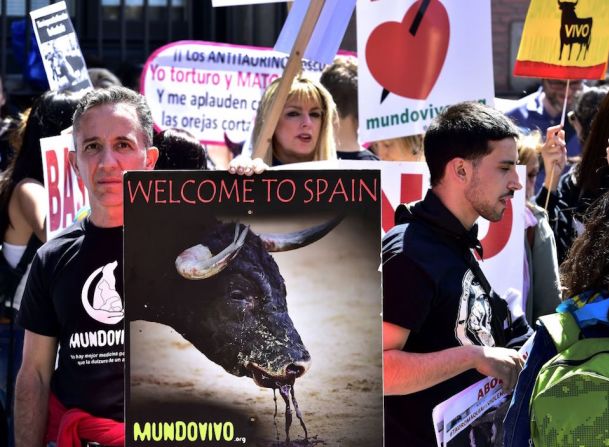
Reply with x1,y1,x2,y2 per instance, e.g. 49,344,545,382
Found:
383,102,526,446
14,87,158,447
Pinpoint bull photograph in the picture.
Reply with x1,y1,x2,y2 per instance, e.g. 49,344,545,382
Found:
123,170,382,446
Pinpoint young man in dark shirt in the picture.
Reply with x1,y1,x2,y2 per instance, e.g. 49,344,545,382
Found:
383,101,526,446
14,87,158,447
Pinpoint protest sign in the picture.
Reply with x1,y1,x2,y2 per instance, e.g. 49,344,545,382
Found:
30,1,92,93
140,41,326,146
514,0,609,80
432,336,534,446
124,170,382,446
279,160,525,298
40,134,88,240
275,0,356,65
357,0,494,143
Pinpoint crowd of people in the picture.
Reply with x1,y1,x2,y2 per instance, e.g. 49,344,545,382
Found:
0,54,608,447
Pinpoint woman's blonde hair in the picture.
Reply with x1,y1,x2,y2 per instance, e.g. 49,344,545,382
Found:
373,134,424,161
517,130,542,165
251,75,338,165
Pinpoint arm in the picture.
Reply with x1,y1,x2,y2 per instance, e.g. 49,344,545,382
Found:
14,330,58,447
383,321,525,396
15,179,47,243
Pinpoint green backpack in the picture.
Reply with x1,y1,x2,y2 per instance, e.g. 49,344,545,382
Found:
530,311,609,446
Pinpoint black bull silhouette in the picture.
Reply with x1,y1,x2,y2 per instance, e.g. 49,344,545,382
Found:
130,217,341,388
558,0,593,61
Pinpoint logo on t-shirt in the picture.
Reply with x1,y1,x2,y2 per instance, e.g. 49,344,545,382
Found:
455,270,495,347
81,260,124,324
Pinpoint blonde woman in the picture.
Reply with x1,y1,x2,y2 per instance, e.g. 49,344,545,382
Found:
251,75,338,166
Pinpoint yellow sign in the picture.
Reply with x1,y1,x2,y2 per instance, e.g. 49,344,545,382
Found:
514,0,609,79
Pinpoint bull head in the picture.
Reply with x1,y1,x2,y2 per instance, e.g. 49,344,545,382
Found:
173,217,342,388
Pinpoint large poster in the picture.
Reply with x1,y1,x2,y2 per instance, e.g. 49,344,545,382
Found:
124,170,382,446
357,0,494,143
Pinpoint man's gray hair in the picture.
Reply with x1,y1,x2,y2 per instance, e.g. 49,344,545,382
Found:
72,86,153,148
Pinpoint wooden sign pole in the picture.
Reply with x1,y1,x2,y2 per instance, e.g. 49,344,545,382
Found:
251,0,326,164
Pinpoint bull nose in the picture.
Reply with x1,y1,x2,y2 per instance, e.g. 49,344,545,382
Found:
286,359,311,379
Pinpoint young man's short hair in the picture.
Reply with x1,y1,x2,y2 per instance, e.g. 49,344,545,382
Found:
319,56,358,121
424,101,520,186
72,86,153,148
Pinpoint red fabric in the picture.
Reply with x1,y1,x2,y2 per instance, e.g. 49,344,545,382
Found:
45,393,124,447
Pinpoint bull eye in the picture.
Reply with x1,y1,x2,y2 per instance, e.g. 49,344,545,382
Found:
230,289,248,301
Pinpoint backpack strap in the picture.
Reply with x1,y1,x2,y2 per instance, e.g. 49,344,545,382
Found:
538,312,581,352
15,235,41,274
7,235,42,312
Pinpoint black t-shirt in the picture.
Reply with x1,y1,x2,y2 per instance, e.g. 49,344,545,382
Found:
18,218,124,421
383,190,508,446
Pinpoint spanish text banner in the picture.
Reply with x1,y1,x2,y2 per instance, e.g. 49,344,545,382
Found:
514,0,609,79
140,41,325,146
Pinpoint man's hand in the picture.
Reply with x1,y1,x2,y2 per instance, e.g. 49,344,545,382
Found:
541,124,567,190
473,346,525,392
228,155,268,176
540,124,567,192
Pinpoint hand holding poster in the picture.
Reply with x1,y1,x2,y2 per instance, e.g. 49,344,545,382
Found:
124,170,383,446
432,336,534,446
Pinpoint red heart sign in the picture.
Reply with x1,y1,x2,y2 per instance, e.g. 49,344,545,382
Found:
366,0,450,100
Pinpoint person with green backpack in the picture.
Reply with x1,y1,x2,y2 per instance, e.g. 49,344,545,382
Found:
504,190,609,446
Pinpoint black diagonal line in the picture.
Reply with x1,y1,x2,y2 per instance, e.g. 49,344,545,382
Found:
380,88,390,103
409,0,431,36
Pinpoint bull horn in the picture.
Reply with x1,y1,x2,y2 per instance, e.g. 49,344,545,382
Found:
259,216,343,252
176,224,249,279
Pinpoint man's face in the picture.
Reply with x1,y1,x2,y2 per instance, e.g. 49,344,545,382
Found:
71,103,157,212
543,79,584,111
465,138,522,222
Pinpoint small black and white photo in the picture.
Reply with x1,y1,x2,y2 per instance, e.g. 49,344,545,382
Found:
30,1,92,93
